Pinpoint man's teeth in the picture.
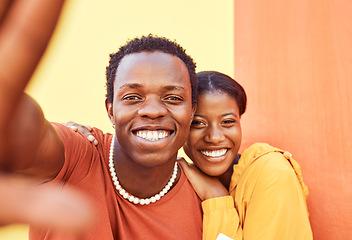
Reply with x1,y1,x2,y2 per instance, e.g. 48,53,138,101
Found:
136,130,170,141
201,149,227,157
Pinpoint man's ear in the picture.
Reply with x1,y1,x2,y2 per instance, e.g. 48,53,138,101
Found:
105,99,115,125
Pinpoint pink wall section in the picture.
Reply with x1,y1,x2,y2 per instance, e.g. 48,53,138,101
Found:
235,0,352,238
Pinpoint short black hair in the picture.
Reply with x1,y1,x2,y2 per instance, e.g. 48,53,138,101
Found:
106,34,198,106
197,71,247,116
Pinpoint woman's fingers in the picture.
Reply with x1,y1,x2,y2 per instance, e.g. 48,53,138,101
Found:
64,121,98,145
177,157,190,170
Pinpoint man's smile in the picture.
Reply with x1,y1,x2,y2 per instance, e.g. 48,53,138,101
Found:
135,130,171,142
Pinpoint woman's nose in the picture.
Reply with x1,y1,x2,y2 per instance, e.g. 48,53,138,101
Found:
203,126,225,144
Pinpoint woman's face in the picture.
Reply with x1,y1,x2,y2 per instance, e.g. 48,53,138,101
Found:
183,91,242,176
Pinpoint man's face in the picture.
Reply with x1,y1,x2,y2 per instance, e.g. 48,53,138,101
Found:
107,51,194,167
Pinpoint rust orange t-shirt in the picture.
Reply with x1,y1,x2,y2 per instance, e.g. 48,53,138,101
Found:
29,123,203,240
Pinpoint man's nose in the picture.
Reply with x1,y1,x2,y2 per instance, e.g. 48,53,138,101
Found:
137,97,168,119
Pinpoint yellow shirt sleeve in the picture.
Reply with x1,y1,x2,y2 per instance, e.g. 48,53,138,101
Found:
237,151,312,239
203,143,312,240
202,196,242,240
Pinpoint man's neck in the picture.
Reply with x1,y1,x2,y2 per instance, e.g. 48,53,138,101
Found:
112,143,179,199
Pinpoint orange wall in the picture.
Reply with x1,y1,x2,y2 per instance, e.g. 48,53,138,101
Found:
235,0,352,239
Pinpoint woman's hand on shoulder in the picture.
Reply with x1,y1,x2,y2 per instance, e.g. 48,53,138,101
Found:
177,157,229,201
63,121,98,145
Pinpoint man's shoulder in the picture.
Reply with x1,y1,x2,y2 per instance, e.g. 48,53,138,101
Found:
90,127,113,146
51,123,112,146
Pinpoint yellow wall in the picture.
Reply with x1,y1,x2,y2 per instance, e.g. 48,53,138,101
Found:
28,0,234,132
1,0,234,239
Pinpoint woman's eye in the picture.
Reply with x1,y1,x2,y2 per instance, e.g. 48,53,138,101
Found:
222,119,236,125
191,120,206,128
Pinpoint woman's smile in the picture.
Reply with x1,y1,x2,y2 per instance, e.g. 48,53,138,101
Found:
183,91,242,176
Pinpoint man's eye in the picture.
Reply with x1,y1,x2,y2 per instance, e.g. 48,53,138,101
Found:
164,95,183,102
123,95,141,101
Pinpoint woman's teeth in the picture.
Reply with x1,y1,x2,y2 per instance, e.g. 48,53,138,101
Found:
201,149,227,157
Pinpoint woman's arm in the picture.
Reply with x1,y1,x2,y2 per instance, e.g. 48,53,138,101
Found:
178,158,242,240
238,152,312,239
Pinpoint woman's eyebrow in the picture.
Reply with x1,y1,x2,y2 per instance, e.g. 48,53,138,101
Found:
221,112,239,118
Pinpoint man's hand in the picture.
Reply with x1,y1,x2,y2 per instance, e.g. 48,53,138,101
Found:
0,174,94,232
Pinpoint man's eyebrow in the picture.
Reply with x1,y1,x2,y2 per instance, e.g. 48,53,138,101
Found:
119,83,142,90
119,84,185,91
163,85,185,91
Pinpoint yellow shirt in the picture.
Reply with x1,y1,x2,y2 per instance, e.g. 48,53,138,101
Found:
202,143,312,240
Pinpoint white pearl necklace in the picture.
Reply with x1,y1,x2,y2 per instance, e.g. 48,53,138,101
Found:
108,135,178,205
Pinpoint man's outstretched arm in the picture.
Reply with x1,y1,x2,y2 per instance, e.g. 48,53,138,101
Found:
0,0,66,130
0,0,66,179
0,0,94,231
